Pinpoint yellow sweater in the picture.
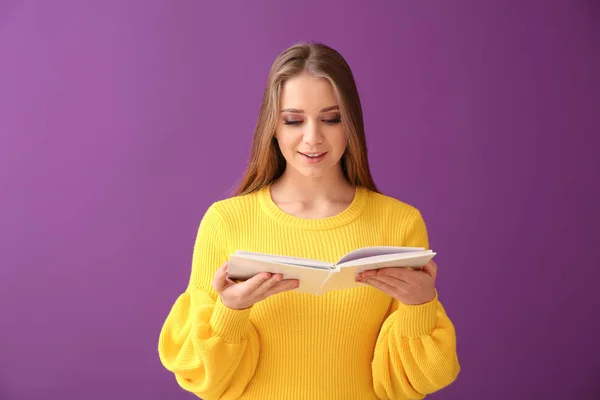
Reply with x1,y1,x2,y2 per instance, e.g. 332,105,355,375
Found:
158,184,460,399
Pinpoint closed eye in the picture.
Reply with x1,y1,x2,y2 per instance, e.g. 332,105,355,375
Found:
283,118,342,126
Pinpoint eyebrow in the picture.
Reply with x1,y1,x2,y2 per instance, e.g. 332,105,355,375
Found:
280,105,339,114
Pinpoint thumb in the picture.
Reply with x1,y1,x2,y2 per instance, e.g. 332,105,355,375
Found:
422,260,438,280
211,261,230,292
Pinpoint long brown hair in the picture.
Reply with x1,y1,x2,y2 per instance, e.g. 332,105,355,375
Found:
233,42,379,196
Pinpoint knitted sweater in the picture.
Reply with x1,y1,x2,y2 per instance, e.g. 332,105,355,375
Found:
158,184,460,399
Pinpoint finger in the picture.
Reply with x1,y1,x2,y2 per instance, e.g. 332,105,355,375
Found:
266,279,300,296
369,274,411,291
221,263,239,289
383,268,426,287
375,267,412,280
360,269,385,279
422,260,438,279
388,269,434,291
377,266,433,288
360,268,409,284
362,277,398,296
212,262,229,292
361,267,411,281
240,272,273,292
225,277,238,286
255,273,283,295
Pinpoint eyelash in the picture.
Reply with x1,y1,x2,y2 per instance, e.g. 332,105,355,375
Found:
283,118,342,126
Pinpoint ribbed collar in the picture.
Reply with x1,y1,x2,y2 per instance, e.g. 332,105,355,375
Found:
257,183,369,230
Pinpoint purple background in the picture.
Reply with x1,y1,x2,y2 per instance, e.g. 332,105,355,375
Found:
1,1,599,399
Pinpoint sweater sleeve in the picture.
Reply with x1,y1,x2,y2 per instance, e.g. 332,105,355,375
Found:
158,203,260,400
372,208,460,400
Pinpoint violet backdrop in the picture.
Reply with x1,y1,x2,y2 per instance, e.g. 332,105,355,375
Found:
1,1,599,399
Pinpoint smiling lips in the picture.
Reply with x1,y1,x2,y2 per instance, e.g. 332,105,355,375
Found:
298,151,328,163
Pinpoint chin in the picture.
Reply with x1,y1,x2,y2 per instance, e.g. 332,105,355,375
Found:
290,163,339,179
298,170,327,178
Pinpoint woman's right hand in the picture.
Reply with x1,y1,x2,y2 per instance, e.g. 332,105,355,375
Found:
212,262,300,310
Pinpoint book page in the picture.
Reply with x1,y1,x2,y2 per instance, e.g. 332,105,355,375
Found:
319,266,363,293
337,251,435,269
233,251,332,269
227,255,332,294
336,246,425,265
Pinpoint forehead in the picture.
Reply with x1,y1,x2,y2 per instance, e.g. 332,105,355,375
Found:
280,72,338,111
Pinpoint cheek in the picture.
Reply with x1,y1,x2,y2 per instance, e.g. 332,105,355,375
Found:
274,133,296,155
331,131,348,153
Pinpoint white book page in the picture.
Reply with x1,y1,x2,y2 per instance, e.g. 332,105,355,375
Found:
337,251,435,269
233,251,332,269
319,266,362,293
336,246,426,265
227,255,332,294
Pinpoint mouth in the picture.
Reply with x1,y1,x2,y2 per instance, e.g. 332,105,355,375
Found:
298,151,328,163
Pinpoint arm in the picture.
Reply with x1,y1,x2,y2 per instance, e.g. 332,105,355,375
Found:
158,204,259,400
372,293,459,399
371,209,460,399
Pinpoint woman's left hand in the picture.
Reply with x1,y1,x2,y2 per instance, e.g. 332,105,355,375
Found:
356,260,438,305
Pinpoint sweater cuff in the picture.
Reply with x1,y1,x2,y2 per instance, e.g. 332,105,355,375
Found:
209,297,252,343
394,290,439,338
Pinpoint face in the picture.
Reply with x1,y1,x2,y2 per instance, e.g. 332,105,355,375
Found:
274,71,347,180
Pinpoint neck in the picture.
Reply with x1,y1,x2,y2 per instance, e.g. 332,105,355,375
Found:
272,166,355,203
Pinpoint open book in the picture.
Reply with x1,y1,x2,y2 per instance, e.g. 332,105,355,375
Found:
227,246,436,295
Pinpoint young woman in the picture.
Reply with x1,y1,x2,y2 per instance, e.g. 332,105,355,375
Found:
158,42,460,400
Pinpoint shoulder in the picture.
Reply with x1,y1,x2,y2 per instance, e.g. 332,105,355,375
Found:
366,189,423,220
366,190,429,247
195,191,259,241
201,189,261,225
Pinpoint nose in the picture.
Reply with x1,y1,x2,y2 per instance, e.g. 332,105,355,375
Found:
302,119,324,145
